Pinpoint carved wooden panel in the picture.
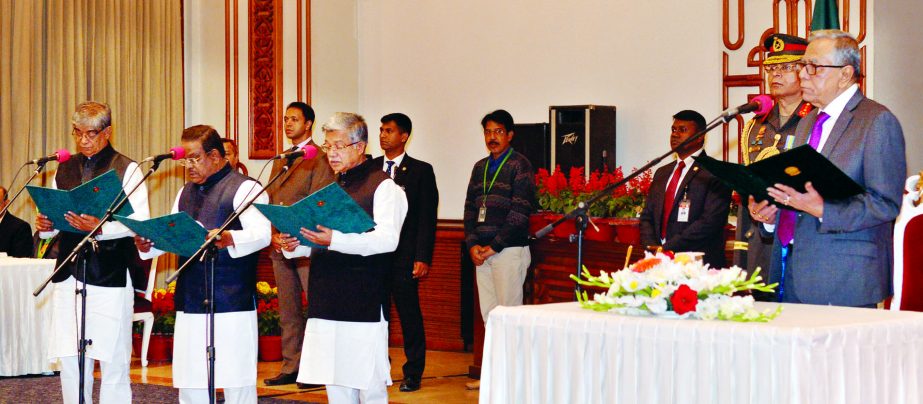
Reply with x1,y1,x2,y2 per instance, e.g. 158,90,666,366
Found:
721,0,868,163
248,0,283,159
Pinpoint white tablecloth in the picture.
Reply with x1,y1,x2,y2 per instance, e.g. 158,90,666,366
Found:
481,302,923,404
0,257,57,376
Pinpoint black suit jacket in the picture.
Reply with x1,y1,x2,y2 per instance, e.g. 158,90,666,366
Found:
372,155,439,271
0,212,33,258
639,152,732,267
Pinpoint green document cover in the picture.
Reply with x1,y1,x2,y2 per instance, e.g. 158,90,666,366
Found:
254,183,376,249
115,212,208,257
26,169,135,234
695,145,865,204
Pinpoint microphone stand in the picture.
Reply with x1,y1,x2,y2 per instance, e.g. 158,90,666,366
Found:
165,159,294,404
0,162,50,218
532,113,735,298
32,159,165,404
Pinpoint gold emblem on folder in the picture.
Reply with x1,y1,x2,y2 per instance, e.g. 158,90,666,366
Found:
784,166,801,176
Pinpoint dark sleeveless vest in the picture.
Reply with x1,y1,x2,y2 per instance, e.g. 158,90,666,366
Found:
175,164,260,313
308,158,392,322
53,144,136,287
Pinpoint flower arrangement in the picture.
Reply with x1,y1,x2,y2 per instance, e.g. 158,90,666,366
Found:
571,252,781,322
152,282,176,334
256,281,281,336
535,166,653,218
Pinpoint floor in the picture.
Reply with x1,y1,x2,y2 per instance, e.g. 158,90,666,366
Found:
126,348,480,403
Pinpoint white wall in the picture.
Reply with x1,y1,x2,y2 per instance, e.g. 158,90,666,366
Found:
358,1,725,219
874,0,921,174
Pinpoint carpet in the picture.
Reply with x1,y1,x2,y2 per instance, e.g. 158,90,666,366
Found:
0,374,315,403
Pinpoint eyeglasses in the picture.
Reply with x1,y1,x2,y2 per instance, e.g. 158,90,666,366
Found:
177,156,203,167
765,63,802,73
796,62,846,76
320,141,361,154
72,127,107,141
483,128,506,136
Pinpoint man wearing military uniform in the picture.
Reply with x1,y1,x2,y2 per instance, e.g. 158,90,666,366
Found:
733,33,813,301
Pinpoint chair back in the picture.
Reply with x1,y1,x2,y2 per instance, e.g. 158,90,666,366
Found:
145,256,158,300
892,174,923,311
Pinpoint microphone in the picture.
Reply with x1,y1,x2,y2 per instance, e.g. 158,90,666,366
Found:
273,144,318,160
722,94,775,118
28,149,71,165
142,146,186,163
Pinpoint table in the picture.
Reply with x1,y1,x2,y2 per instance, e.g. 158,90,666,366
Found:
0,257,57,376
480,302,923,404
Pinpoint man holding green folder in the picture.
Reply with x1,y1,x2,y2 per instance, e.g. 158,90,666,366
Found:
35,101,150,404
279,112,408,404
135,125,271,403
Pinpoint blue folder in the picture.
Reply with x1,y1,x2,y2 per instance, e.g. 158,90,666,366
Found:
26,169,134,234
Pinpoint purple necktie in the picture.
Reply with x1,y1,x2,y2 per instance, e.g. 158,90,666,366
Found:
777,112,830,245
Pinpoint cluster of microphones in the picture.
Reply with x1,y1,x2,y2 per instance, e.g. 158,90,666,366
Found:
27,143,319,166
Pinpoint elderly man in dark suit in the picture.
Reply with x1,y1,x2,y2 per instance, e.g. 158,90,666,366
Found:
749,30,906,307
639,110,732,268
0,186,33,257
371,113,438,393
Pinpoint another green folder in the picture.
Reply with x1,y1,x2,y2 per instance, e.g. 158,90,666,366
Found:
255,183,376,249
695,145,865,204
115,212,208,257
27,169,134,234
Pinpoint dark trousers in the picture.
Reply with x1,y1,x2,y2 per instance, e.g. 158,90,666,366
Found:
388,266,426,378
270,251,310,374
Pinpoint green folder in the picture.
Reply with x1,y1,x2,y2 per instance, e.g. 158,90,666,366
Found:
115,212,208,257
254,183,376,249
695,145,865,204
26,169,135,234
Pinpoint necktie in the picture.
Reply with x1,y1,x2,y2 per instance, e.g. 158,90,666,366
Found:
777,112,830,245
386,160,395,177
661,160,686,239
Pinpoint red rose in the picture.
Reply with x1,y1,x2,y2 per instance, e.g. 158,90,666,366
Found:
671,284,699,315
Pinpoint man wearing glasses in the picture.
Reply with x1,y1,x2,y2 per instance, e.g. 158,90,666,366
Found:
262,102,334,390
135,125,271,403
733,33,813,301
749,30,906,307
36,101,150,403
280,112,407,404
462,110,536,390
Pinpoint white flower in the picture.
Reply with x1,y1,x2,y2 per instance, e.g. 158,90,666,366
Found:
643,296,668,314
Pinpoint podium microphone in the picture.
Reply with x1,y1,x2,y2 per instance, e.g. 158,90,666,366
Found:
142,147,186,163
273,144,318,160
722,94,775,118
28,149,71,165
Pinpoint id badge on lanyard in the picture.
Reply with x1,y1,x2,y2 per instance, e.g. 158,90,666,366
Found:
677,193,691,223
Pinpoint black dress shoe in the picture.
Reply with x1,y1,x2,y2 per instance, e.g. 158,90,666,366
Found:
297,382,323,389
263,372,298,386
399,376,421,392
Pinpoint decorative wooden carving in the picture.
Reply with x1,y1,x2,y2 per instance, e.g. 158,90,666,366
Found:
248,0,283,159
721,0,867,163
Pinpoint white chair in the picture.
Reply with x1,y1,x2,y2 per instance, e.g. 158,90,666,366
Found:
132,256,157,367
891,174,923,311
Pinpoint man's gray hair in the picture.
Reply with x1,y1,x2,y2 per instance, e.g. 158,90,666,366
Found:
808,29,862,80
72,101,112,131
321,112,368,144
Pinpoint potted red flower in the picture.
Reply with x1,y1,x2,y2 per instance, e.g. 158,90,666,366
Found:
256,281,283,361
148,282,176,362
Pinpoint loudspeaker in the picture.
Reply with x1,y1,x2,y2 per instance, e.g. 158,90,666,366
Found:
510,123,550,172
550,105,617,176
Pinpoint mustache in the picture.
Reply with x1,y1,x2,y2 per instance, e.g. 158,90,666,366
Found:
488,141,500,146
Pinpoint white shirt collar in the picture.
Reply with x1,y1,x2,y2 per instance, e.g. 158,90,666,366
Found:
815,84,858,152
383,152,405,175
294,137,312,150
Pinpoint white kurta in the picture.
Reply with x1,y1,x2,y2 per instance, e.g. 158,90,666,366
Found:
284,178,408,389
141,178,271,388
45,161,150,363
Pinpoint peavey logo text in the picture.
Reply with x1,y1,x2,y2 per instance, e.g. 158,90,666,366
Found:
561,132,578,145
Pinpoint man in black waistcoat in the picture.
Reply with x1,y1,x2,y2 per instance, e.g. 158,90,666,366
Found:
281,112,408,404
371,113,438,393
135,125,271,404
0,186,33,257
35,101,150,404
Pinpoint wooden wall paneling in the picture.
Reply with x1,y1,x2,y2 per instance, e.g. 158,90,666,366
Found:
248,0,283,159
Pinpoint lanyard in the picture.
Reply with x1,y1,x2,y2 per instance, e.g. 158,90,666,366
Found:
483,149,513,196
